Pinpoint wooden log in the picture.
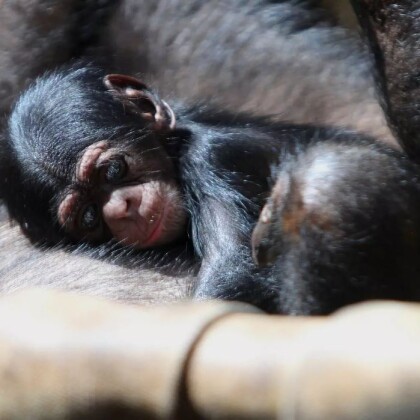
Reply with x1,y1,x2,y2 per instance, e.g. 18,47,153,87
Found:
0,291,420,419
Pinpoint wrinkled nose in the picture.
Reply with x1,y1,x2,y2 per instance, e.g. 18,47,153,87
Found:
102,189,141,223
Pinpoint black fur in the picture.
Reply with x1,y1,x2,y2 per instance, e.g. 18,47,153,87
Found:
2,1,420,314
4,58,420,314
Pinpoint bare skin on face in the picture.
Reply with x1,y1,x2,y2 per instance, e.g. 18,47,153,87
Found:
77,141,108,183
101,180,186,247
57,142,187,248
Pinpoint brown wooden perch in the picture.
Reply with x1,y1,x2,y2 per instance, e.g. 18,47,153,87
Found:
0,290,419,419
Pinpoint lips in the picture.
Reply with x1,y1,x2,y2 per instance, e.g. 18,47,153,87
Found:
143,203,166,247
102,180,185,248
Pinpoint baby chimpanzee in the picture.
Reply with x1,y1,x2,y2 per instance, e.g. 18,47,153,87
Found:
2,0,420,314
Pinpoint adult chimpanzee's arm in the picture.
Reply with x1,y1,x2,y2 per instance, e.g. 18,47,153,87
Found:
351,0,420,160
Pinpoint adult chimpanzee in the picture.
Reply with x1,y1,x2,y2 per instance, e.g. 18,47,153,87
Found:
2,0,420,315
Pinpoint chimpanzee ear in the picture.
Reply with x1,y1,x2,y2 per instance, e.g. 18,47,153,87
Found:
103,74,176,130
103,74,149,97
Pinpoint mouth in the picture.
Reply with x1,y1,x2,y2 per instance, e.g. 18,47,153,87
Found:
142,202,167,247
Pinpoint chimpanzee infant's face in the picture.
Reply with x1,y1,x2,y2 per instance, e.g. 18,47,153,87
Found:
57,138,187,248
7,68,187,247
